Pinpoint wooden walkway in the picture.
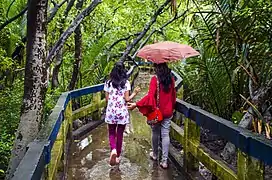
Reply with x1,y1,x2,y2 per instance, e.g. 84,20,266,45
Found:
11,65,272,180
67,73,186,179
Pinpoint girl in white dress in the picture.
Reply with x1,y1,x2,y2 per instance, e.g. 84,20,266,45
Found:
104,62,140,166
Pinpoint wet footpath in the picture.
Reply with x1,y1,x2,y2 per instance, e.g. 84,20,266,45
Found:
68,79,186,180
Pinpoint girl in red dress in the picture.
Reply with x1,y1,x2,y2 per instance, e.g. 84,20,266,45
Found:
128,63,176,168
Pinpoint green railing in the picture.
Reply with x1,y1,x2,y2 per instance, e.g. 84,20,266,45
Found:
170,100,272,180
12,65,139,180
11,62,272,180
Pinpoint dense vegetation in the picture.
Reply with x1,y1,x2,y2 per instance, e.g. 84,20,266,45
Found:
0,0,271,178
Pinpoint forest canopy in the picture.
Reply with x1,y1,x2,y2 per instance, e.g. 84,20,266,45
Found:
0,0,271,178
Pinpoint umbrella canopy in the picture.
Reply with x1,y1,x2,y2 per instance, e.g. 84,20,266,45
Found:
137,41,200,64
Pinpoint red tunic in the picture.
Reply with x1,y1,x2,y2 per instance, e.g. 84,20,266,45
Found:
136,76,176,118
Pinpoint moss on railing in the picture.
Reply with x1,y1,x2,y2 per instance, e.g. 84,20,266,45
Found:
43,66,139,179
237,150,264,180
12,65,172,180
170,102,271,180
72,98,106,121
46,92,105,179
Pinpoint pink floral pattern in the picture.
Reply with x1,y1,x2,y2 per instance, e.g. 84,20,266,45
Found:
104,80,131,124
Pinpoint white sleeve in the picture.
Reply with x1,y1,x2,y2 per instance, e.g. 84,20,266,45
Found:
104,81,110,92
125,81,131,91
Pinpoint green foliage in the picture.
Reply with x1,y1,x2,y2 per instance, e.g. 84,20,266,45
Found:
0,48,13,71
232,111,244,124
0,1,27,176
43,88,63,123
0,80,23,178
174,0,272,119
0,0,271,176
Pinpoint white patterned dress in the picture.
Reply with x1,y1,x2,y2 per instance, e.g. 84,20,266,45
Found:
104,80,131,124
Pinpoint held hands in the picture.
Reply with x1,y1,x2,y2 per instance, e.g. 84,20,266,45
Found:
127,86,140,110
127,102,137,110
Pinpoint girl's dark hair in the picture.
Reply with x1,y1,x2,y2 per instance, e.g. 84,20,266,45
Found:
109,62,127,89
154,63,173,92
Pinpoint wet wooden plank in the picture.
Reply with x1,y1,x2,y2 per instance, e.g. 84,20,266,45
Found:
237,150,264,180
168,143,184,172
187,141,237,180
72,120,104,140
170,119,237,180
170,121,184,145
72,99,106,121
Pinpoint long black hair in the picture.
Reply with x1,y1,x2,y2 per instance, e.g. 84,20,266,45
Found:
108,62,127,89
154,63,173,93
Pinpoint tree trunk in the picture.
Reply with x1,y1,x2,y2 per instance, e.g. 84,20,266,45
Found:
51,0,101,89
46,0,102,66
47,0,67,23
51,49,63,88
5,0,48,178
52,0,76,89
68,0,83,90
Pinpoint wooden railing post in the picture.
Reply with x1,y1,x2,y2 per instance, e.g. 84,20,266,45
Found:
46,100,72,180
237,150,264,180
184,118,200,172
65,101,73,133
92,92,101,120
174,87,183,126
172,112,182,126
63,100,72,179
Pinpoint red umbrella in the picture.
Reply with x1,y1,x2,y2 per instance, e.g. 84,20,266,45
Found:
137,41,200,64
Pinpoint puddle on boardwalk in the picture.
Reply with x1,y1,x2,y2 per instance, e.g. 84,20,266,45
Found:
68,80,186,180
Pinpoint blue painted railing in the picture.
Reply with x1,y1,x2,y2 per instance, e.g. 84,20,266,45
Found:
12,66,137,180
11,62,272,180
175,100,272,165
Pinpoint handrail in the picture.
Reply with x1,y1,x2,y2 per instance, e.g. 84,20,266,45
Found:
175,99,272,165
170,99,272,180
12,65,137,180
11,64,183,180
16,61,271,180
